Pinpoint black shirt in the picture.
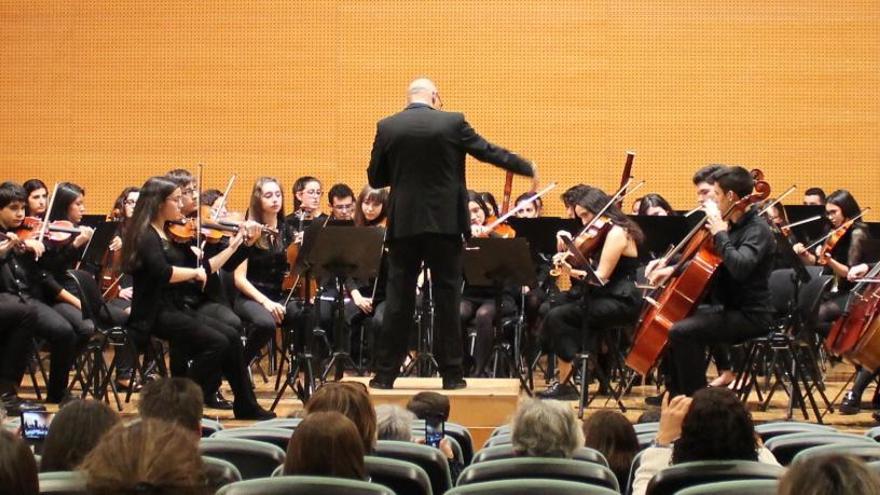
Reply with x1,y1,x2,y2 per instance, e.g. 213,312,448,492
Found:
244,229,293,301
0,228,60,300
710,208,776,313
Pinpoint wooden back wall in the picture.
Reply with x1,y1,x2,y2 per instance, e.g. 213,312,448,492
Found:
2,1,878,218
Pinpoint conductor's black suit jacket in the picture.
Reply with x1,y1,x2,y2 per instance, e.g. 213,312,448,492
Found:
367,103,534,241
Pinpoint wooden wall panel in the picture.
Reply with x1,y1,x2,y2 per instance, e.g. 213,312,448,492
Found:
1,1,877,218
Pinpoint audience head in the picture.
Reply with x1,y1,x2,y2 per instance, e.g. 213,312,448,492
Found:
376,404,417,441
511,399,584,458
138,377,204,435
407,391,451,422
636,409,661,424
672,387,758,464
0,429,38,495
80,418,207,495
305,382,377,453
803,187,826,206
40,399,121,472
582,410,639,488
779,454,880,495
284,411,367,480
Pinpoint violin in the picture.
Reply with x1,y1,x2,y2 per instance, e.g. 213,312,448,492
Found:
281,210,322,302
165,217,240,244
15,217,82,244
815,216,862,266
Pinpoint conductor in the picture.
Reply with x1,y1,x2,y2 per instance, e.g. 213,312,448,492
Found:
367,78,537,389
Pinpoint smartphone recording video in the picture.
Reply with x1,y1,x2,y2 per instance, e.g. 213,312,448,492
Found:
20,411,54,441
425,415,445,448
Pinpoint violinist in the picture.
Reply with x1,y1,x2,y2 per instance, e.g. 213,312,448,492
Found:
355,185,388,228
0,181,76,406
232,177,300,366
121,176,274,419
23,179,48,219
537,187,643,399
793,189,872,414
645,166,776,398
284,176,328,234
328,183,356,222
201,189,227,220
636,193,674,217
513,192,542,218
39,182,123,338
461,191,518,375
561,184,591,219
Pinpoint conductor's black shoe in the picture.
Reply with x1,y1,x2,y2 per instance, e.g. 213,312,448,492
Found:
839,391,861,415
369,377,395,389
205,391,234,410
442,377,467,390
234,405,276,421
537,381,579,400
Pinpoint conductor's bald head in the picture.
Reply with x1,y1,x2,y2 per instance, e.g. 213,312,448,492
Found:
408,78,441,109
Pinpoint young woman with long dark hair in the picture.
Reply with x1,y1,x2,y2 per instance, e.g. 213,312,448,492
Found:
121,176,274,419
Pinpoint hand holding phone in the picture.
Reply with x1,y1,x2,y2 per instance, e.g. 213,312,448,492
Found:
425,416,445,448
20,411,54,441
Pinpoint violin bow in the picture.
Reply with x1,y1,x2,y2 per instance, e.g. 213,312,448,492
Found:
34,182,60,260
484,182,557,231
195,163,203,266
805,208,870,252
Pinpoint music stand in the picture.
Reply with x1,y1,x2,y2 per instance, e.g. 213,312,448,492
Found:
628,215,691,262
463,237,536,393
403,263,439,378
79,222,119,276
507,217,582,257
306,226,385,381
783,205,827,243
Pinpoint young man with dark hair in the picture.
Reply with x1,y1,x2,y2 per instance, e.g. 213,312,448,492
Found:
138,377,204,434
0,182,76,410
803,187,826,206
327,183,355,221
646,166,776,396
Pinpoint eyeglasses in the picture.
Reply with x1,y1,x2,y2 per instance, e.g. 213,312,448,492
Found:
333,204,354,210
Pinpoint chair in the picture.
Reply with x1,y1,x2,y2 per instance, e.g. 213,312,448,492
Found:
735,269,833,422
365,455,433,495
624,450,644,495
675,479,779,495
637,432,656,450
870,460,880,474
375,440,452,495
446,478,619,495
792,443,880,464
481,432,511,449
412,429,465,465
66,269,129,411
254,417,303,429
754,421,837,442
201,418,225,437
645,460,785,495
457,457,619,492
202,456,243,491
199,438,285,480
211,427,293,451
38,471,88,494
471,444,608,467
764,431,876,465
866,425,880,442
215,476,394,495
490,424,512,437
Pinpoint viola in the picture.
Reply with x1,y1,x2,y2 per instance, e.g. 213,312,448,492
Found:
16,217,82,244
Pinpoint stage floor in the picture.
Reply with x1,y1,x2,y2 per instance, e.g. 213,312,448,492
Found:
15,357,879,446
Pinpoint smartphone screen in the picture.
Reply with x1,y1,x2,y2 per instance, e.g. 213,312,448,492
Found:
20,411,54,441
425,416,445,448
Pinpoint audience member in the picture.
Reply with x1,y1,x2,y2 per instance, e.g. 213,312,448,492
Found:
779,454,880,495
0,429,38,495
39,399,120,472
406,391,451,422
636,409,661,424
582,410,639,490
138,377,204,434
376,404,416,441
632,388,779,495
283,411,367,480
80,418,208,495
511,399,584,458
305,382,377,453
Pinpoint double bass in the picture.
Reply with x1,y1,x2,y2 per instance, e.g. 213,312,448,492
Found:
625,171,771,376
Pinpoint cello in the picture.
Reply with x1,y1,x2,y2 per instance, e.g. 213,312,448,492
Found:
825,261,880,364
625,171,771,376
